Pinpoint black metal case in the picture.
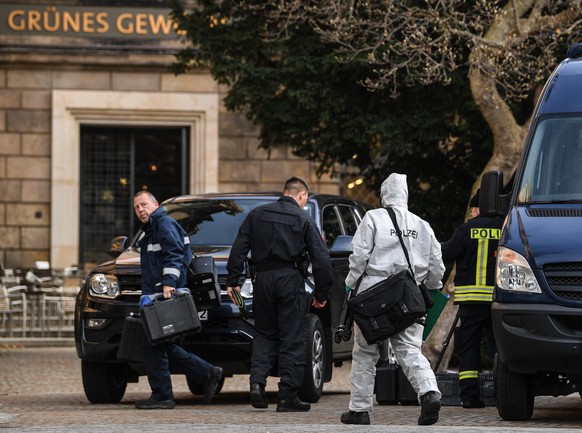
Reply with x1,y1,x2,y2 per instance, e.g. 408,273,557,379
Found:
117,313,145,363
141,292,201,345
187,255,221,311
375,359,399,404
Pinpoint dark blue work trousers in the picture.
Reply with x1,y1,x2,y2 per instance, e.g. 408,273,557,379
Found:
142,338,213,401
250,268,310,400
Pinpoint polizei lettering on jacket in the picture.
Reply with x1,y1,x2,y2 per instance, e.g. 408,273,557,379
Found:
470,228,501,240
390,228,418,239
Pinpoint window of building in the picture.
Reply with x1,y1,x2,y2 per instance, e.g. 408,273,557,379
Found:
79,126,189,267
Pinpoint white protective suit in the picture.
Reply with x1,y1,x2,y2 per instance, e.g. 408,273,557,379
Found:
345,173,445,412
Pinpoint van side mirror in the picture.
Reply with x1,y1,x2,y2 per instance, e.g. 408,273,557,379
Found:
107,236,129,258
480,170,510,216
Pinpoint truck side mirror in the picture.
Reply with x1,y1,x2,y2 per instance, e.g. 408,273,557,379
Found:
480,170,510,216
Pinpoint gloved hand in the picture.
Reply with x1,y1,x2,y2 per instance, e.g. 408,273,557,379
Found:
139,295,154,308
345,284,351,293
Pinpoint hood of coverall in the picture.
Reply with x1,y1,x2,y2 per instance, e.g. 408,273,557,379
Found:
380,173,409,210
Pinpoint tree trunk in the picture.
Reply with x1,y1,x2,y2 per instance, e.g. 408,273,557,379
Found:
422,274,458,371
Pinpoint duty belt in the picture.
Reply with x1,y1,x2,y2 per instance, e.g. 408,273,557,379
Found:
253,261,298,272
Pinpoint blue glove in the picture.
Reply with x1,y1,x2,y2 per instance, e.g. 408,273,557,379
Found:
139,295,154,308
345,284,351,293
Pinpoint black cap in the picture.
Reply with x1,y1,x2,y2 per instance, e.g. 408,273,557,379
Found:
469,190,479,208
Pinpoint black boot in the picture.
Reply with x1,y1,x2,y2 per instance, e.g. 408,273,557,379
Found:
340,410,370,425
202,366,223,404
418,391,441,425
462,399,485,408
250,383,268,409
276,397,311,412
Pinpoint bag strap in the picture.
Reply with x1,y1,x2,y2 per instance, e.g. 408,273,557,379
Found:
351,272,366,297
385,207,416,279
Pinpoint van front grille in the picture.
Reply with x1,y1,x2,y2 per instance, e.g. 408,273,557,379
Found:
544,262,582,301
526,208,582,217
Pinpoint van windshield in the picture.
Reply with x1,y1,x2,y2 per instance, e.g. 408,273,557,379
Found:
517,116,582,203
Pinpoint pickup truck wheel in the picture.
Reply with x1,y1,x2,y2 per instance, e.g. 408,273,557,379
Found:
495,354,534,420
298,313,325,403
186,375,224,396
81,360,127,403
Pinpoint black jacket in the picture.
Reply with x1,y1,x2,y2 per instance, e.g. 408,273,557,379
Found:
226,196,333,302
441,214,504,304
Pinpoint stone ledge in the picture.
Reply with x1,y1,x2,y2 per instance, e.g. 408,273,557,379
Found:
0,337,75,348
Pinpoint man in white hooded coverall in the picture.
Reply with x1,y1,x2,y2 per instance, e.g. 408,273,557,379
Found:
341,173,445,426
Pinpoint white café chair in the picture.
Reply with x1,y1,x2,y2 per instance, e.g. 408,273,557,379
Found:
0,285,28,337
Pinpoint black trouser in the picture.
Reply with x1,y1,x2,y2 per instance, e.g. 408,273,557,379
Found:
250,268,309,400
456,304,497,402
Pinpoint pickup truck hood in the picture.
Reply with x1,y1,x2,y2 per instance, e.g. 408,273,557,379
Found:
504,205,582,268
99,246,233,277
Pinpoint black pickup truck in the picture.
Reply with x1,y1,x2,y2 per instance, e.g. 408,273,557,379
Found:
75,192,372,404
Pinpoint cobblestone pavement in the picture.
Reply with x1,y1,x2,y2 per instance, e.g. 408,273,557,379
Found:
1,345,582,430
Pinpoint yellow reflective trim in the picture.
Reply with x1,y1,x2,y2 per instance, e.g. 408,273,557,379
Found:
475,238,489,286
459,370,480,380
454,286,494,302
455,294,493,302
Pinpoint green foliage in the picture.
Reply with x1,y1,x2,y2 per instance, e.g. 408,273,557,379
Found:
169,0,492,238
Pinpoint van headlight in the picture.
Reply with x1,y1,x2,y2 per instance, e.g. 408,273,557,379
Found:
89,273,120,298
496,247,541,293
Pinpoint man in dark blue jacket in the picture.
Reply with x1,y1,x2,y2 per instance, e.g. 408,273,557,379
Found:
226,177,333,412
133,190,222,410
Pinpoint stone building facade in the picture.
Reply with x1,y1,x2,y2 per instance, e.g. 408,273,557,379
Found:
0,1,339,271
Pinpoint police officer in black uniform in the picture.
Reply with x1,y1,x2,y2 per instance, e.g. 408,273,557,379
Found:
226,177,333,412
441,189,504,408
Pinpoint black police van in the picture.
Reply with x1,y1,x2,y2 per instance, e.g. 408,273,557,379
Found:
480,46,582,420
75,192,372,404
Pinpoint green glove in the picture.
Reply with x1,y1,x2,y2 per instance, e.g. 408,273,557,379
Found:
345,284,351,293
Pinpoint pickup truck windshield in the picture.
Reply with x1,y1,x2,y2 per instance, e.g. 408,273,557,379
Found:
517,116,582,203
164,199,273,246
161,198,316,246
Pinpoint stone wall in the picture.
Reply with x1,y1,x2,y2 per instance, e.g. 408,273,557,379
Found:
218,110,338,194
0,67,52,268
0,61,337,269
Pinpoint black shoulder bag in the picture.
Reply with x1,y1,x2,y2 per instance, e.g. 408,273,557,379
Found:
385,207,434,310
347,207,431,345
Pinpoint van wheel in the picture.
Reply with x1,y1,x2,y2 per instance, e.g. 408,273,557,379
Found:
299,314,325,403
495,354,534,420
81,360,127,403
186,375,224,396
